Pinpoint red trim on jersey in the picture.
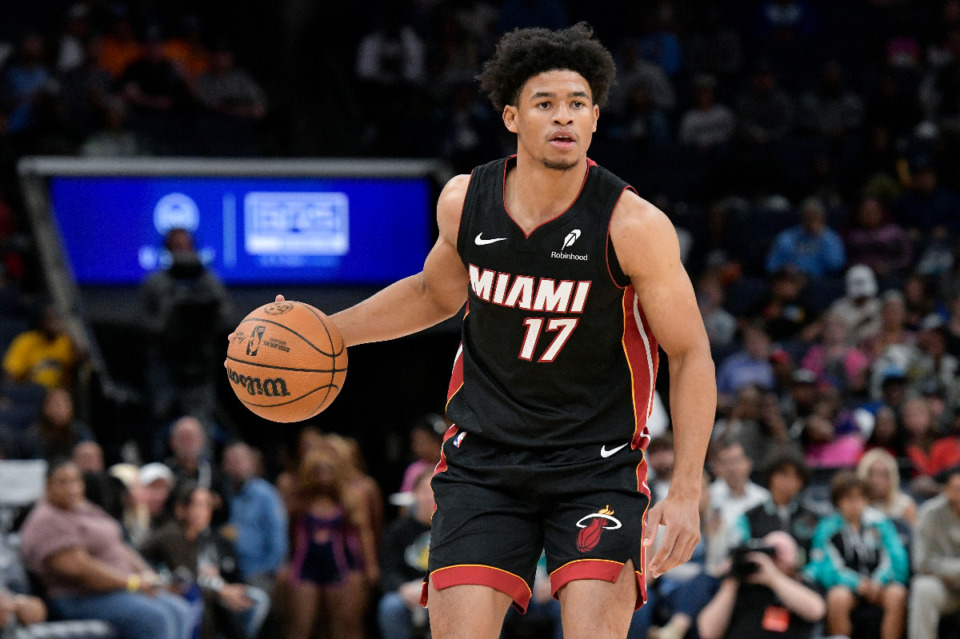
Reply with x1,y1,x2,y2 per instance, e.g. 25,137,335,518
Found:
549,560,647,610
446,342,464,408
605,185,639,289
501,155,594,239
432,424,460,477
621,286,659,451
422,564,532,613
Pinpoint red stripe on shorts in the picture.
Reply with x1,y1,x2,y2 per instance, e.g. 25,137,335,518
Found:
550,559,647,610
422,564,532,613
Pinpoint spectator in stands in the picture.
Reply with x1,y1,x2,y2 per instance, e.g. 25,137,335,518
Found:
714,385,789,466
799,59,864,141
759,267,815,343
732,448,820,563
98,11,143,78
141,482,270,639
109,463,152,548
164,416,223,494
893,156,960,244
2,305,83,390
697,530,825,639
828,265,882,346
738,62,796,144
696,273,738,350
119,30,192,115
607,40,676,117
709,438,770,529
141,462,177,534
195,42,266,156
902,273,942,331
909,468,960,639
72,441,104,475
797,391,865,469
274,425,324,512
862,404,907,465
856,448,917,526
844,196,912,278
801,311,870,396
325,434,385,547
221,441,287,594
716,322,775,409
139,229,230,426
61,36,114,143
0,33,53,138
805,471,909,639
17,388,94,461
864,292,921,396
647,434,675,505
399,413,445,494
19,459,194,639
285,444,378,639
903,396,960,498
81,97,146,157
377,468,433,639
914,315,959,401
766,197,846,279
162,16,211,82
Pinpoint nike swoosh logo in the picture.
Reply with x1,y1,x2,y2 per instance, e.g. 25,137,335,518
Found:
600,443,629,458
475,233,507,246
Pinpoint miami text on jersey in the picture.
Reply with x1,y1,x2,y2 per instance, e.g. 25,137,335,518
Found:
468,264,592,313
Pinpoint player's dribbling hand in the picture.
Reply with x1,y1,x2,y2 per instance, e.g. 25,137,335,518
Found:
643,496,701,579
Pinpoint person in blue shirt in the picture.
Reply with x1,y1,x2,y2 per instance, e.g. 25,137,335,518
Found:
221,442,288,594
766,197,846,278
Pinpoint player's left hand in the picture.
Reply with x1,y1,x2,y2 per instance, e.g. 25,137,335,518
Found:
643,495,701,579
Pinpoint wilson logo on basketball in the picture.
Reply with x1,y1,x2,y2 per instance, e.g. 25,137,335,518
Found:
575,505,622,553
226,366,292,397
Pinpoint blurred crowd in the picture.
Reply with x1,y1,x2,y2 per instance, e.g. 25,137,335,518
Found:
0,0,959,638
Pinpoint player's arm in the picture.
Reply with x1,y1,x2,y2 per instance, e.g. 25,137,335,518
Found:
330,175,471,347
610,191,717,576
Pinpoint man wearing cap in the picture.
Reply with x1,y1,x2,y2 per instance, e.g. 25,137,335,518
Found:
828,265,881,346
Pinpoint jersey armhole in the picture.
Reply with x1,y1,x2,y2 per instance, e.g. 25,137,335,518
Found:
606,185,636,289
454,167,482,263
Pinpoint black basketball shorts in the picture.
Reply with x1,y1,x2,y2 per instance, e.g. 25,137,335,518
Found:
421,426,650,613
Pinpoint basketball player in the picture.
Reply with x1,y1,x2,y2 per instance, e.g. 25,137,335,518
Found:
280,23,716,638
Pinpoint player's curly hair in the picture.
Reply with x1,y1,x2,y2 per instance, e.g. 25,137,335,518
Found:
477,22,616,111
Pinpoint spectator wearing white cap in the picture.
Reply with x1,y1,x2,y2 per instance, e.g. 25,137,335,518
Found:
827,264,881,346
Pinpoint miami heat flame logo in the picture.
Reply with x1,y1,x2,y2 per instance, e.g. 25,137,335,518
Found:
576,505,622,552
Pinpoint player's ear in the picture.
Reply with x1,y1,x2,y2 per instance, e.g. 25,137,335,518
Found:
593,104,599,132
503,105,518,133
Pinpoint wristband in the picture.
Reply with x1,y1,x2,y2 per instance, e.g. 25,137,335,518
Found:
126,574,142,592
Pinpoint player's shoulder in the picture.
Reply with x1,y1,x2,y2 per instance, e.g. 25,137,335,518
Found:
435,173,472,239
609,189,678,254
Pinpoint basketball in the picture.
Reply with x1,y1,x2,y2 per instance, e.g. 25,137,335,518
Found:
225,300,347,423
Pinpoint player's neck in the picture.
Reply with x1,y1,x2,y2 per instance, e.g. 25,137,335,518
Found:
505,154,588,233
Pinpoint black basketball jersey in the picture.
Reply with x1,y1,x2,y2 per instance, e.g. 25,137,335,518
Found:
445,156,660,450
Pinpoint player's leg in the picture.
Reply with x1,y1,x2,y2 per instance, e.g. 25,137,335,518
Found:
542,443,650,639
425,429,544,638
556,559,638,638
426,582,514,639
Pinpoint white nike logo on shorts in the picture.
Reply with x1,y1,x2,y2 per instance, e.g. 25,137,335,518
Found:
600,443,629,458
475,233,507,245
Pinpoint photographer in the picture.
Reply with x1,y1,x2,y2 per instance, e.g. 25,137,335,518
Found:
697,531,825,639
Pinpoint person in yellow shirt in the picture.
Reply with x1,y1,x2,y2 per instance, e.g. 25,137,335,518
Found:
2,305,81,388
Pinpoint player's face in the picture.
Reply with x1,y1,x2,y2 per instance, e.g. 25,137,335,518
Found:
503,69,598,171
